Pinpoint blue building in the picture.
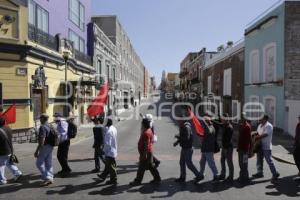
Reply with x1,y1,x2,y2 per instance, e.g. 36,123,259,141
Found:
244,0,300,136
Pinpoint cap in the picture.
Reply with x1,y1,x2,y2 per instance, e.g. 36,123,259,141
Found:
40,113,49,119
145,114,153,121
53,112,63,118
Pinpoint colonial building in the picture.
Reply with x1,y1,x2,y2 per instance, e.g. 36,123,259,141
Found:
91,15,145,107
203,41,245,119
244,0,300,136
0,0,95,142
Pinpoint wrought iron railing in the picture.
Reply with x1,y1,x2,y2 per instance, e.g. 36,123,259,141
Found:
28,24,58,51
74,49,92,65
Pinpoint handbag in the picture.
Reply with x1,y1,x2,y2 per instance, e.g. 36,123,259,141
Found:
9,154,19,164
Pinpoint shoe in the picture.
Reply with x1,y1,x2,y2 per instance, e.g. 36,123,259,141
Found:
219,174,226,180
105,180,117,185
97,174,105,182
91,169,100,173
154,160,161,168
174,178,185,183
213,175,220,182
252,173,264,179
40,180,53,187
130,180,142,186
150,178,161,184
194,175,204,183
14,174,22,182
272,173,280,181
238,177,251,184
225,177,234,183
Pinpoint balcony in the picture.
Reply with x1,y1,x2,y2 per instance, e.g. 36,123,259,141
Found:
74,49,92,66
28,24,58,51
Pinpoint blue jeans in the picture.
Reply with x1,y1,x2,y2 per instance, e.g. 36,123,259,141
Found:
200,152,218,177
0,155,22,184
180,148,200,179
256,150,278,176
36,145,54,181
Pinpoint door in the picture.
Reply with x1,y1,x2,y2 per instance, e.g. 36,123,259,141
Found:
32,89,43,120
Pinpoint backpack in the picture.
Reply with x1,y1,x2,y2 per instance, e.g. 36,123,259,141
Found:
67,122,77,139
45,125,59,147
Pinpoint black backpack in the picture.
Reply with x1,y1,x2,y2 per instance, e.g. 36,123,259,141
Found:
45,125,59,147
67,122,77,139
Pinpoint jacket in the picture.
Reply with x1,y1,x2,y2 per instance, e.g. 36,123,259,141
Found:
179,122,193,149
0,126,13,156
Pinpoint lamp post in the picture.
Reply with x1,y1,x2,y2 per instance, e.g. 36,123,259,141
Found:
63,50,70,117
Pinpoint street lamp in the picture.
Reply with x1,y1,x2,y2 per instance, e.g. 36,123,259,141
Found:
63,50,71,117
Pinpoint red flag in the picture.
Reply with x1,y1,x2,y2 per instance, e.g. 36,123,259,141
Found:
0,104,17,124
87,81,109,117
188,108,204,137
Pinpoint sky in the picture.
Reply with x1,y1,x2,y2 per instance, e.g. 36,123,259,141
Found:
92,0,280,84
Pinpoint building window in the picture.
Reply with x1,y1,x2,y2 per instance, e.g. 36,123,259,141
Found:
69,30,85,53
106,65,110,80
96,59,102,75
263,96,276,126
250,49,260,84
223,68,232,96
69,0,85,31
263,43,276,82
113,68,116,82
207,75,212,94
28,0,49,33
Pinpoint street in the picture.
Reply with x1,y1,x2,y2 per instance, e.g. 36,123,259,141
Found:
0,95,299,200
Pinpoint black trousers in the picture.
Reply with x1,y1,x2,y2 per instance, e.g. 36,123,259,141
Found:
94,147,105,170
135,152,161,183
99,156,117,181
294,147,300,172
57,140,71,172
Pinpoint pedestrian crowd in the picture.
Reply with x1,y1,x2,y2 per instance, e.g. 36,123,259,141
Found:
0,104,300,189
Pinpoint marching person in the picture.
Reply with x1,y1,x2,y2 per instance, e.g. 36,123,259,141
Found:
237,112,252,183
97,117,118,185
54,112,71,176
293,115,300,176
0,117,22,185
173,117,202,183
130,118,161,186
92,115,105,173
35,114,54,186
145,114,160,168
196,115,219,183
219,114,234,182
252,114,280,180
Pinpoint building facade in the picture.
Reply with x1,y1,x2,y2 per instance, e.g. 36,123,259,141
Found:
203,41,245,119
244,1,300,135
91,16,145,107
0,0,95,142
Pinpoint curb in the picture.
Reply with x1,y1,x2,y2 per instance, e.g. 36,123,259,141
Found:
272,154,295,165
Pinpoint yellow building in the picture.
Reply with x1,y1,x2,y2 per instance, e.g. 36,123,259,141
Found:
0,0,96,142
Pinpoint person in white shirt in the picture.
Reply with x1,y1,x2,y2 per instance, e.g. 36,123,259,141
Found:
97,117,118,185
54,112,71,176
252,114,280,180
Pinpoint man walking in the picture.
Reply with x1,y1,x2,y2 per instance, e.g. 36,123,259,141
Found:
54,112,71,176
35,114,54,186
196,116,219,183
293,115,300,176
174,118,202,183
97,117,118,185
219,114,234,182
237,113,252,183
0,118,22,185
92,115,105,173
130,118,161,186
252,115,280,180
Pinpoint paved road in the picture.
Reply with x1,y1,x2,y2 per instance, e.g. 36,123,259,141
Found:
0,94,300,200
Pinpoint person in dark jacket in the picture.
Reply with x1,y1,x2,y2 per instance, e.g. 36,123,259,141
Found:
174,119,202,183
294,115,300,176
92,116,105,173
130,118,161,186
219,114,234,182
0,118,22,185
197,116,219,182
237,113,252,183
